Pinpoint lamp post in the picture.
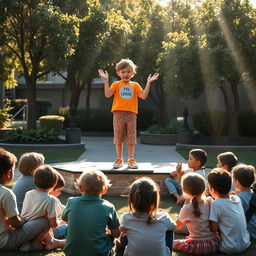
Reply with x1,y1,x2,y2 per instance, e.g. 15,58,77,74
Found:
178,107,194,144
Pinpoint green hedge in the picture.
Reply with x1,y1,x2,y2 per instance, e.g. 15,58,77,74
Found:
39,115,64,134
193,110,256,137
0,99,13,129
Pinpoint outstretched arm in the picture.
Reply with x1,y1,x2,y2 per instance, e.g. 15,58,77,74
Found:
139,73,159,100
98,69,113,98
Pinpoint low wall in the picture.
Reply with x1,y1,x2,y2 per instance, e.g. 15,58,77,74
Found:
140,131,177,145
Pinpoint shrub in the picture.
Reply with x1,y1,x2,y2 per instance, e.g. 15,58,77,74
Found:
6,128,58,142
39,115,64,134
77,108,113,132
137,106,155,130
0,99,13,129
57,106,70,128
147,119,182,134
192,111,228,136
238,110,256,137
36,98,52,118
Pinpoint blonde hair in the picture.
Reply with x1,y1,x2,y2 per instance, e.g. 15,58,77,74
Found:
34,165,58,190
115,59,137,74
78,170,111,194
18,152,45,176
129,177,160,224
182,173,206,217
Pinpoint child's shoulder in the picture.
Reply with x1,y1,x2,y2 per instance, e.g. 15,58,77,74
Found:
0,185,16,200
101,198,116,209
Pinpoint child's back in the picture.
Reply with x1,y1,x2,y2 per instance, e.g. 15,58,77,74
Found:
121,211,175,256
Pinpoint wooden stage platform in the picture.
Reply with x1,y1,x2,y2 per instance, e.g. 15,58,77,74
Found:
53,162,170,196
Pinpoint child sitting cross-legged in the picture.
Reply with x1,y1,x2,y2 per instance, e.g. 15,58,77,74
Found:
208,168,251,254
165,148,208,204
120,177,176,256
62,170,120,256
49,173,68,239
173,172,219,255
21,165,66,251
232,164,256,240
0,148,50,251
12,152,45,213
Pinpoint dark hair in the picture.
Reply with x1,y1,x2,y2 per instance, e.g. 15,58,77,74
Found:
54,172,65,190
34,165,58,189
182,173,206,217
208,168,231,195
0,148,17,177
232,164,255,187
129,177,160,224
189,149,207,167
217,152,237,172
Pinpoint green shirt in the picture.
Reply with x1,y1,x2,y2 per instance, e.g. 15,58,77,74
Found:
62,194,120,256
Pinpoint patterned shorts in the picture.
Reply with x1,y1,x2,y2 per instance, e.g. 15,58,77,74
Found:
113,111,137,145
173,237,219,255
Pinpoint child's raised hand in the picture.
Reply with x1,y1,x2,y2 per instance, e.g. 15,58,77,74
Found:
98,69,109,81
176,161,182,175
147,73,159,83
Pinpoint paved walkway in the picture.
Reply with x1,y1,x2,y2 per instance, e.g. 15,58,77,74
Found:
14,136,187,181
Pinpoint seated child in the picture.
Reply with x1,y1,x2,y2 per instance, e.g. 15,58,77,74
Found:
173,173,219,255
165,148,208,204
62,170,120,256
208,168,251,254
217,151,237,172
120,177,176,256
49,173,68,239
0,148,49,251
12,152,45,213
21,165,66,250
232,164,256,240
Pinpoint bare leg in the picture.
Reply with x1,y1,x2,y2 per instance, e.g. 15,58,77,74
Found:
44,231,66,251
172,193,185,204
127,144,135,159
115,143,123,159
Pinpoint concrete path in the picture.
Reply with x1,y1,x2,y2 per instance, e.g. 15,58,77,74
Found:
74,136,187,173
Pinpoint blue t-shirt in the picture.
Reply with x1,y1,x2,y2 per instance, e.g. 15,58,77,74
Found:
237,192,256,239
62,194,120,256
12,175,35,213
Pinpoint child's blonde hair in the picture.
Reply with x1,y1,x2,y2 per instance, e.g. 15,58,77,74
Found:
182,173,206,217
78,170,111,194
34,165,58,190
115,59,137,74
18,152,45,176
128,177,160,224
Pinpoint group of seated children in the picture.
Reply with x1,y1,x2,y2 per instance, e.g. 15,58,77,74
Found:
0,147,255,256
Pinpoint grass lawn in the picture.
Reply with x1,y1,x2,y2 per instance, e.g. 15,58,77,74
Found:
177,148,256,168
8,148,85,164
1,193,255,256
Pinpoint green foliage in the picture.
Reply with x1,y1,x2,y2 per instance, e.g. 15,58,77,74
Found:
39,115,64,134
147,119,182,134
0,99,13,129
6,128,58,143
36,98,52,118
237,110,256,137
77,108,113,132
57,106,70,128
137,106,155,130
192,111,228,136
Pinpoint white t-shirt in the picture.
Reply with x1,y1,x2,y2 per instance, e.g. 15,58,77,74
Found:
21,190,58,220
0,185,19,248
120,211,176,256
178,197,216,240
209,196,251,254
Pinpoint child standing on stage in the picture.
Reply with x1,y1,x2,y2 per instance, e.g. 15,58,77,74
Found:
120,177,176,256
98,59,159,169
173,172,219,255
208,168,251,254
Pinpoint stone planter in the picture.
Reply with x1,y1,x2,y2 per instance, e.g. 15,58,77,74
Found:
140,131,177,145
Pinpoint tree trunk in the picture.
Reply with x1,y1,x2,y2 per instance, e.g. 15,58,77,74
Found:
69,81,86,109
26,79,37,130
